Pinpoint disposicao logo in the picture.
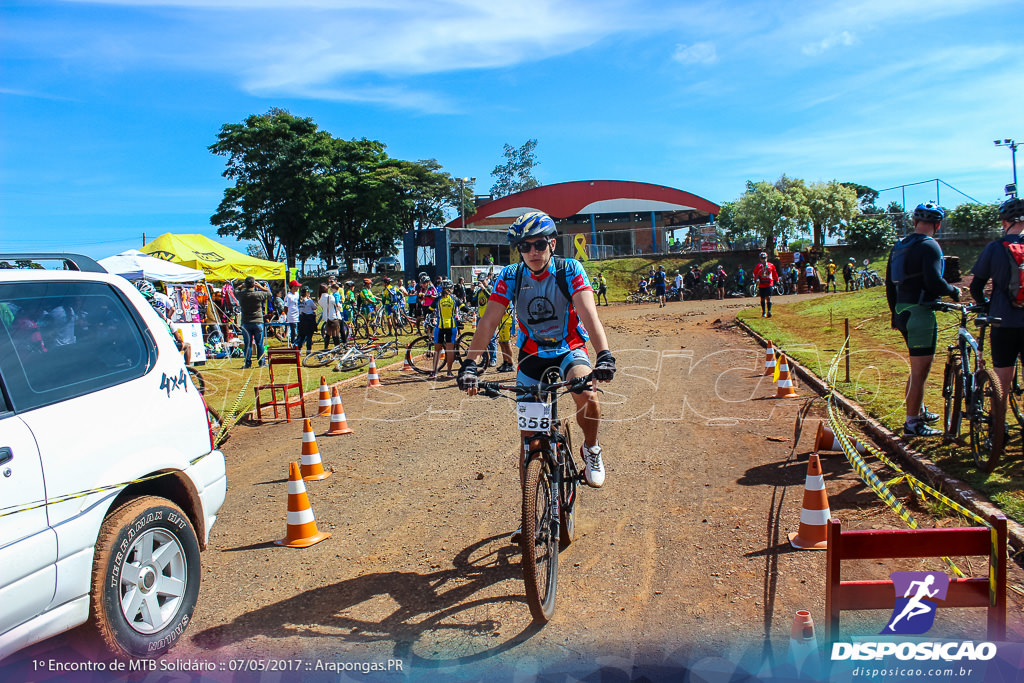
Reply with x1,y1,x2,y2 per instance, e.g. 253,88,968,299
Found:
882,570,949,635
831,571,997,663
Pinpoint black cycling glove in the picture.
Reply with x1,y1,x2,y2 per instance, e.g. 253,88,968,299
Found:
593,349,616,382
457,359,480,391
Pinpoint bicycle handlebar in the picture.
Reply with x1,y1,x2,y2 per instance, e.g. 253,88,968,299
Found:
927,301,1002,327
478,373,596,399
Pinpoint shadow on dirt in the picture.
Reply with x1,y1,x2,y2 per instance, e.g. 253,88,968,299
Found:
192,534,543,667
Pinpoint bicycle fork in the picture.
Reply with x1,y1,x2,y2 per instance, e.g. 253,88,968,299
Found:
524,435,561,533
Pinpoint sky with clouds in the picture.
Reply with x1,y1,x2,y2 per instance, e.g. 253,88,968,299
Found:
1,0,1021,259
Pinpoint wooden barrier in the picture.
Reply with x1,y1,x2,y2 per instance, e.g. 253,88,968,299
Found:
825,515,1007,642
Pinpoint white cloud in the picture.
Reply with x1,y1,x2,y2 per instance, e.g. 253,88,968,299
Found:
672,41,718,65
801,30,856,57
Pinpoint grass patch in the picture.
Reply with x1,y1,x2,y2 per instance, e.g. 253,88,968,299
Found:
741,258,1024,526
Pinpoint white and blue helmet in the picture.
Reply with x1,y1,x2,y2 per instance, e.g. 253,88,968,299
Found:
507,211,557,246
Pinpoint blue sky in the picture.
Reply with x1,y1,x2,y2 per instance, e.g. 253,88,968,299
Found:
1,0,1021,260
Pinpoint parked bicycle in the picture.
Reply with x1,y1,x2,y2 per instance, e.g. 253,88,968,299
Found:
626,290,657,304
476,372,593,622
303,338,399,371
404,330,489,375
936,302,1005,472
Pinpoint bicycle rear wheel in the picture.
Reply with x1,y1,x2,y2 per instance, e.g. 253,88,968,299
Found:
376,340,399,360
970,369,1005,472
405,335,436,374
942,354,963,438
336,352,370,372
522,454,558,623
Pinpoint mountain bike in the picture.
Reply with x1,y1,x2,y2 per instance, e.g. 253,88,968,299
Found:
476,372,593,622
936,302,1005,472
404,330,490,375
303,338,398,370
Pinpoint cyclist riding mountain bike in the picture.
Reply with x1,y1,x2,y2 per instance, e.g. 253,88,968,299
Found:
458,211,616,493
968,196,1024,429
885,202,961,437
753,252,779,317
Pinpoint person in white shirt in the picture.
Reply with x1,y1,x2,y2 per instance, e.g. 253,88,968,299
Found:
283,279,301,347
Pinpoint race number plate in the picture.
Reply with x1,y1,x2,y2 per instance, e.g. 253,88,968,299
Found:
516,402,552,431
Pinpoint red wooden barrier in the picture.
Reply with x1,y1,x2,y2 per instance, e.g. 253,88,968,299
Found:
825,515,1007,642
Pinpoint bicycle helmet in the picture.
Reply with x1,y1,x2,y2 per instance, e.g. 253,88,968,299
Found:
912,202,945,224
345,280,354,286
999,197,1024,224
759,252,767,259
362,278,372,286
507,211,557,246
382,276,392,283
419,274,430,283
134,280,156,299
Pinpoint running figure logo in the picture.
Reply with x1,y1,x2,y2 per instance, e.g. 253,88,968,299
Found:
881,571,950,635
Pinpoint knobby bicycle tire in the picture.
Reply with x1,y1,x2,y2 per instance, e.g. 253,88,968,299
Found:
336,352,370,371
521,454,558,623
457,331,490,374
405,336,436,374
1010,360,1024,429
303,348,341,368
374,341,399,360
942,354,963,438
970,368,1005,473
558,423,577,550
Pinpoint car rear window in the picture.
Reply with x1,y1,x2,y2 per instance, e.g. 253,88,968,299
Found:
0,281,156,412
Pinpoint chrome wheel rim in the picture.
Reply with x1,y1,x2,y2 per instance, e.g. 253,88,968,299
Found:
117,529,188,634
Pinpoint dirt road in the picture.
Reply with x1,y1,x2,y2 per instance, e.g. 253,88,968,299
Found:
15,296,1024,681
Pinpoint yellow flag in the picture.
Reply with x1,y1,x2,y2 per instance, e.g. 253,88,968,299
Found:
772,352,781,383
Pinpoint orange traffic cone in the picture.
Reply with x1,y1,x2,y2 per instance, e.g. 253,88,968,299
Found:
788,454,830,550
788,610,820,673
317,376,331,416
275,461,331,548
775,353,798,398
764,342,777,376
813,421,866,454
299,419,331,481
324,387,353,436
401,354,414,373
366,356,382,387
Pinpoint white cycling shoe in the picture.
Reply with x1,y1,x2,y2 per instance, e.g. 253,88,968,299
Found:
582,444,605,488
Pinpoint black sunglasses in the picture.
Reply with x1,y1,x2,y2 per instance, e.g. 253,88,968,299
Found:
517,238,551,253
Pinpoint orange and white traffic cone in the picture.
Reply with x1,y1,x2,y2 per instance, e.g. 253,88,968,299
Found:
775,353,798,398
324,387,353,436
401,353,414,373
788,610,820,674
813,420,866,454
366,355,382,387
788,454,830,550
764,342,777,376
317,376,331,417
299,419,331,481
275,461,331,548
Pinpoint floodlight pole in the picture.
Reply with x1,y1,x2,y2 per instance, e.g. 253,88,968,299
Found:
458,176,476,228
995,139,1018,197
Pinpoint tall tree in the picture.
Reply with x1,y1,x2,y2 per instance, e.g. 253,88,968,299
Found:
209,108,331,270
805,180,859,250
946,202,1000,237
732,176,807,254
490,139,540,198
388,159,459,232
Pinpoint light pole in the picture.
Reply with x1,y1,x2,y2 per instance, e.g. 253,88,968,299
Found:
995,139,1018,197
458,176,476,228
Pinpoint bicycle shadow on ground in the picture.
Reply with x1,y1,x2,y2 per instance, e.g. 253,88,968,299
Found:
191,534,543,667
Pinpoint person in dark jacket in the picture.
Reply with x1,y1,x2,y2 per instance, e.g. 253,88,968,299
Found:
969,196,1024,437
237,276,271,368
885,203,960,437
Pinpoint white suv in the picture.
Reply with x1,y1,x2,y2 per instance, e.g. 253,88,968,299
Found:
0,254,226,660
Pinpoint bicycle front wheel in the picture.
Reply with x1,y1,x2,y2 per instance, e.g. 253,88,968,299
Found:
942,354,963,438
405,335,436,374
970,369,1005,473
558,424,577,550
376,340,399,360
303,348,339,368
336,352,370,371
522,454,558,623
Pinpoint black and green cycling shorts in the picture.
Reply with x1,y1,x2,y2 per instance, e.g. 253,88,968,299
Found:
894,303,937,357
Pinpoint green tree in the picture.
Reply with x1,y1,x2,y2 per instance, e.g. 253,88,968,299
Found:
805,180,859,251
490,139,540,198
388,159,462,232
732,176,807,254
209,108,332,271
946,202,1000,237
884,201,911,236
840,182,879,209
844,217,897,252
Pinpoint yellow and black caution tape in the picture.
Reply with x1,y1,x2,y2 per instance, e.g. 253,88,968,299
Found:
0,471,174,520
821,336,1000,584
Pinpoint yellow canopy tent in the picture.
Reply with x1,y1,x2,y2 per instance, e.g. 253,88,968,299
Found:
141,233,286,282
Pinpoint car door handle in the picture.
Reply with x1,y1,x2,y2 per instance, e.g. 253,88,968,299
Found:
0,447,11,466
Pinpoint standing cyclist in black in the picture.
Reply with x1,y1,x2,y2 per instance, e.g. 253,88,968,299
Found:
968,197,1024,428
885,203,960,437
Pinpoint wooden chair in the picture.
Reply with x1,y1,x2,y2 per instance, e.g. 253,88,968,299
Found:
825,515,1007,642
254,348,306,423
